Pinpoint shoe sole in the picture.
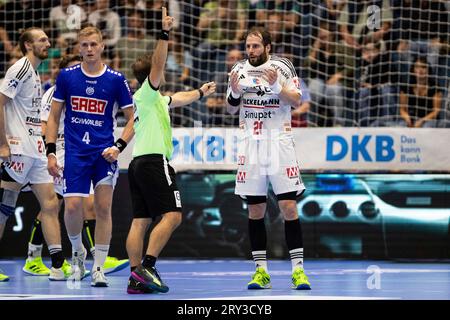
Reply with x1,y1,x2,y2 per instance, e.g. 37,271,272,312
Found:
104,261,130,275
247,283,272,289
131,273,169,293
127,287,154,294
293,284,311,290
49,270,91,282
91,282,109,287
0,278,9,282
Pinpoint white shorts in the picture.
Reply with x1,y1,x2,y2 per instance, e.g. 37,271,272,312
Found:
3,155,53,185
234,138,306,197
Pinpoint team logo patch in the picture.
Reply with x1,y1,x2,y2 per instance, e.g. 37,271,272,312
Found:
252,77,261,85
86,87,95,95
6,161,25,174
237,171,247,183
286,166,299,179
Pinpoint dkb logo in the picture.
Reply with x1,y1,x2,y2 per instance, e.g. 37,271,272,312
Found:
326,135,395,162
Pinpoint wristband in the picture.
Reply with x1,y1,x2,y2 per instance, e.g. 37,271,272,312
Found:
46,143,56,156
158,30,170,41
198,89,204,100
270,81,282,94
114,138,127,153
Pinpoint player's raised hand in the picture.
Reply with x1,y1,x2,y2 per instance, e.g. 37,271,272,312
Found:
0,143,10,163
162,6,175,32
262,68,278,86
47,155,61,178
230,71,243,96
200,82,216,97
263,68,282,94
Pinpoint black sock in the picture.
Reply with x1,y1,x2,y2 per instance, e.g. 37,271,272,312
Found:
131,266,137,272
82,219,96,253
50,251,64,269
284,219,303,251
142,255,157,269
248,218,266,251
30,218,44,246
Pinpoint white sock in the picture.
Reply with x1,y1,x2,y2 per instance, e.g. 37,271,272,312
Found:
27,243,43,258
252,250,268,272
68,233,84,253
90,247,95,259
93,244,109,271
289,248,304,271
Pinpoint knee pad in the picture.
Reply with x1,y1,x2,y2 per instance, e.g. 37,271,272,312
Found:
245,196,267,205
0,188,20,223
276,191,299,201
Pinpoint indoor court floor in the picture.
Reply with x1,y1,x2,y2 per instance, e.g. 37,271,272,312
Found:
1,259,450,300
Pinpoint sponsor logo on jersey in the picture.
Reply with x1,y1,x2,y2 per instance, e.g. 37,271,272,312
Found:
25,116,41,126
86,80,97,84
71,117,104,127
28,128,43,137
237,171,247,183
242,98,280,108
86,87,95,95
32,98,41,109
286,166,299,179
244,110,274,120
71,96,107,115
293,77,300,89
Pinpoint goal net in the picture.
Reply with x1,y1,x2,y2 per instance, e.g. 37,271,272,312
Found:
0,0,448,128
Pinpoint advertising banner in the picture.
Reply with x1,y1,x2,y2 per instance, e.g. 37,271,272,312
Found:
116,128,450,172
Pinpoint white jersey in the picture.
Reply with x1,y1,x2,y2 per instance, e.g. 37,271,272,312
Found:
41,85,65,153
0,57,45,158
227,55,302,141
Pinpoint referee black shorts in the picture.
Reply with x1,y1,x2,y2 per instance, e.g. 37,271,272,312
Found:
128,154,182,219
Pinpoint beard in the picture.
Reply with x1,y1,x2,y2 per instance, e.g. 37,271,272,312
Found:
248,52,268,67
34,48,48,60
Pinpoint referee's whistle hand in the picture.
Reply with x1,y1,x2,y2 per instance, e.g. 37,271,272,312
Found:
47,156,60,178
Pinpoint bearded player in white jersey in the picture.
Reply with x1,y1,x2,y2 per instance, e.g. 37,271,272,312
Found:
226,26,311,290
0,27,63,282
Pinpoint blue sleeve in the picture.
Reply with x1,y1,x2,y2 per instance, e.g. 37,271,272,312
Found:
116,75,133,109
53,71,67,102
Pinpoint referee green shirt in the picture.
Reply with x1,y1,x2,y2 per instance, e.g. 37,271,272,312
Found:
132,78,173,159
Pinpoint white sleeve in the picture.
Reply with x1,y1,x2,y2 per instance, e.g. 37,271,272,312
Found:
278,58,302,98
40,87,55,122
0,60,29,99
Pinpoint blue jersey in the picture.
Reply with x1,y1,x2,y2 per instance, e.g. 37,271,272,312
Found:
53,64,132,156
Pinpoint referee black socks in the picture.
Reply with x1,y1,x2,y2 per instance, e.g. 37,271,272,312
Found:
142,255,157,269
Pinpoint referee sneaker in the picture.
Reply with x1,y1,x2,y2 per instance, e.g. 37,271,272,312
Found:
125,7,216,294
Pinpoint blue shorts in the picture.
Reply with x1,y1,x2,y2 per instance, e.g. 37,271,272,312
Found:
63,152,119,197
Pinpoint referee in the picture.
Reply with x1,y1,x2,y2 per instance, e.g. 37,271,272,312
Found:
125,7,215,294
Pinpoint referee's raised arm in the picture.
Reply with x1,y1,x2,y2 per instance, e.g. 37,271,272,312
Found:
148,7,174,89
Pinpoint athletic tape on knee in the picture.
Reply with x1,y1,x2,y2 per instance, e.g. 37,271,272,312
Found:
0,189,19,220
